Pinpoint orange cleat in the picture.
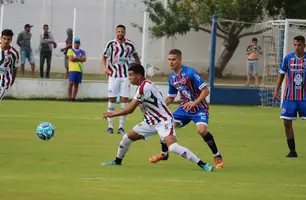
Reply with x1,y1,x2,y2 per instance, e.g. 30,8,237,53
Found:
149,152,169,163
214,156,224,168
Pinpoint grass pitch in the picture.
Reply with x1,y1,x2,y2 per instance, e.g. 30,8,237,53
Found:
0,100,305,200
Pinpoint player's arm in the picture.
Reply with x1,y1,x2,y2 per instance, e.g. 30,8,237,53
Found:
11,52,19,86
67,49,78,62
103,99,140,118
79,51,86,62
273,56,288,99
16,33,22,46
102,41,112,75
256,46,263,55
167,78,178,105
133,53,141,64
165,96,175,105
193,86,209,105
246,45,253,55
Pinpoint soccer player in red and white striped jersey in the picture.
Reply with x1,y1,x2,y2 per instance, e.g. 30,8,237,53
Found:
101,24,141,135
0,29,19,100
101,63,214,172
274,35,306,158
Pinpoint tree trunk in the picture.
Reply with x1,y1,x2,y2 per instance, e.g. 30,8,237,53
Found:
214,36,240,78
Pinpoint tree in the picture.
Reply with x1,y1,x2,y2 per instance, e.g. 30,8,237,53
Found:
142,0,267,77
0,0,25,4
266,0,306,19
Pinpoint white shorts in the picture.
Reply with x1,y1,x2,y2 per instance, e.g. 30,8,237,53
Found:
0,86,6,100
108,77,130,98
133,120,176,143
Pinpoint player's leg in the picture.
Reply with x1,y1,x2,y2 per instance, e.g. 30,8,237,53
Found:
64,56,69,79
71,72,82,101
39,52,45,78
20,50,26,76
280,100,298,157
67,71,75,101
106,77,119,134
45,52,52,78
245,61,253,86
101,122,155,166
117,78,130,134
28,51,36,78
0,85,6,101
149,107,191,163
253,60,260,86
158,122,213,172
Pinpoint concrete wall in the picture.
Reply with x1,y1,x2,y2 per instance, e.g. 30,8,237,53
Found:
1,0,267,76
5,78,210,102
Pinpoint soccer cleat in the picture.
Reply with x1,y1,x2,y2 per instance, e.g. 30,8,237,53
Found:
101,160,120,166
117,127,125,135
107,127,114,134
202,163,214,172
214,156,224,168
286,151,298,158
149,152,169,163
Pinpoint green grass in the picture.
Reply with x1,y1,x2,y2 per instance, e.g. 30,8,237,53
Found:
0,100,305,200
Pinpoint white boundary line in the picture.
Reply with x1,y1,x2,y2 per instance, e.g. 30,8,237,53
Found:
78,177,306,188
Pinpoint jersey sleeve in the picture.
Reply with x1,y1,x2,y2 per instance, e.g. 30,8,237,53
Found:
67,49,73,57
279,55,289,74
189,69,207,90
130,42,137,55
103,41,112,57
168,76,178,97
134,83,150,102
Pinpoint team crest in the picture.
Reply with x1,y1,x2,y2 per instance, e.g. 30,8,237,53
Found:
281,108,286,114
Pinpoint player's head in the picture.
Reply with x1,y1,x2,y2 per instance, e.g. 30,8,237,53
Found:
1,29,14,47
168,49,182,71
116,25,126,41
74,37,81,49
128,63,145,85
67,28,73,36
251,38,258,46
43,24,49,32
24,24,33,32
293,35,306,54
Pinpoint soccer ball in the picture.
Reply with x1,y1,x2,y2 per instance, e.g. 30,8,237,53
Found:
36,122,55,140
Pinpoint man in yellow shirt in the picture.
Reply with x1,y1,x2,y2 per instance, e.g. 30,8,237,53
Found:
67,37,86,102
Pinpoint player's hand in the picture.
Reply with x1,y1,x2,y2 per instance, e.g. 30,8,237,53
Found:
103,112,114,119
60,48,65,52
273,89,279,99
104,68,111,76
182,101,197,112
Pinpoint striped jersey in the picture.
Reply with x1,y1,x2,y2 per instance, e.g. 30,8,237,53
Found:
280,52,306,101
168,65,209,113
103,39,137,78
134,80,173,126
0,45,19,89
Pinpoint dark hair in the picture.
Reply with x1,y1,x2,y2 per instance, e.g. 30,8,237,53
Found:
294,35,305,44
43,24,49,28
1,29,14,38
128,63,145,77
169,49,182,57
252,38,258,42
116,24,126,30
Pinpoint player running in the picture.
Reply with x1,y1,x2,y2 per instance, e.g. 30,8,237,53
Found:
102,24,141,135
0,29,19,100
149,49,224,169
273,35,306,158
101,63,214,172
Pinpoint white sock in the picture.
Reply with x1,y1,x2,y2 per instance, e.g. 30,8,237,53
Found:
117,134,133,159
119,103,128,128
168,143,200,164
107,102,116,128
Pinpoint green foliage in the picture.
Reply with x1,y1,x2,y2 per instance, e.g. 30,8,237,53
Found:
144,0,266,39
266,0,306,19
0,0,25,4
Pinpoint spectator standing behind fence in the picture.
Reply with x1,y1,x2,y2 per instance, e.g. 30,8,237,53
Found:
245,38,263,86
17,24,36,78
67,37,86,102
39,24,57,79
60,28,73,79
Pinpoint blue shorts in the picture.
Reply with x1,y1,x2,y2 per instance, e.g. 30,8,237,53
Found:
280,100,306,120
69,71,82,84
20,50,35,65
173,107,209,127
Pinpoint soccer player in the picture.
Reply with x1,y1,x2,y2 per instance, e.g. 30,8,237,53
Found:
101,63,214,172
149,49,224,169
0,29,19,100
245,37,263,86
67,37,86,102
102,24,141,134
273,35,306,158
